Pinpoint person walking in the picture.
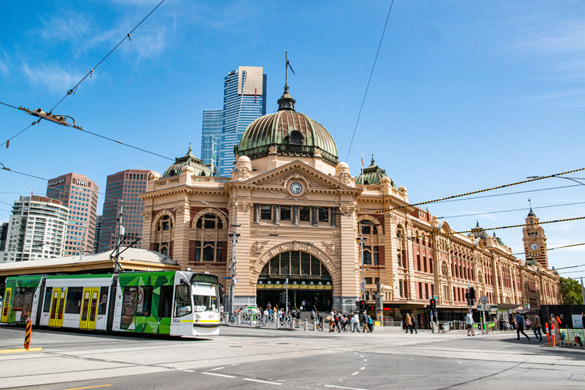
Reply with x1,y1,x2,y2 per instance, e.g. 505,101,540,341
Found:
405,313,413,334
411,314,418,334
466,310,475,336
516,313,530,341
363,311,370,333
353,313,360,332
532,314,543,342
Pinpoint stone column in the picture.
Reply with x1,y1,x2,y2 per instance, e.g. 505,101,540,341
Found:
292,206,299,226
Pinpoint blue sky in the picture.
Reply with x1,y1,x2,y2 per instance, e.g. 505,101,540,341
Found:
1,0,585,273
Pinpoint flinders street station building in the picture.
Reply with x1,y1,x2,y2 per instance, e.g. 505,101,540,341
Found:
140,84,561,323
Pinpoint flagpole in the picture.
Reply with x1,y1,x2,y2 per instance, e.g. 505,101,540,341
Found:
285,51,288,86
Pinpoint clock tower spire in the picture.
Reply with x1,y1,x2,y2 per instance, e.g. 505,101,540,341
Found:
522,203,548,268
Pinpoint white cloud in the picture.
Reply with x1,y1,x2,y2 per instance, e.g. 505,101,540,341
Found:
21,62,87,93
0,52,9,75
125,25,167,62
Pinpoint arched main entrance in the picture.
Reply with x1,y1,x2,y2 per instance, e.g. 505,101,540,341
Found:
256,250,333,311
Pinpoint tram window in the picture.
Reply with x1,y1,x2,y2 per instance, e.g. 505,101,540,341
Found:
159,285,173,318
301,252,310,275
43,288,52,313
299,207,310,221
318,207,329,222
65,287,83,314
13,287,35,318
193,283,218,312
98,287,108,315
280,206,292,221
135,287,152,317
174,285,192,317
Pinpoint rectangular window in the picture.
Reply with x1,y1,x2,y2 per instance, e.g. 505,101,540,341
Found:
43,287,52,313
373,247,379,266
363,247,372,265
301,252,310,275
365,277,372,284
280,206,291,221
269,256,279,275
299,206,310,221
65,287,84,314
216,242,223,262
260,205,272,220
98,287,109,315
311,257,321,276
174,285,192,317
361,225,371,235
194,241,201,262
318,207,329,222
290,251,300,275
281,253,290,274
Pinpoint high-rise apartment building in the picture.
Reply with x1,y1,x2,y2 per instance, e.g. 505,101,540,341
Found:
94,215,102,253
46,173,99,257
2,195,68,262
98,169,155,253
201,66,267,177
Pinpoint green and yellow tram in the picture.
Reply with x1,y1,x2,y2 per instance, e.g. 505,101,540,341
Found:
1,271,220,337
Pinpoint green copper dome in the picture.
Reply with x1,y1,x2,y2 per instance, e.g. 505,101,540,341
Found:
163,144,212,178
355,156,396,187
469,221,488,240
235,85,338,166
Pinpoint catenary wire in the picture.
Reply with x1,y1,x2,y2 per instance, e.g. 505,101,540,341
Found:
432,184,582,205
437,200,585,220
345,0,395,161
375,167,585,214
50,0,167,112
514,242,585,256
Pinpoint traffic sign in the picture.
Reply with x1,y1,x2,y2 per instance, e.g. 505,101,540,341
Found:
479,295,488,304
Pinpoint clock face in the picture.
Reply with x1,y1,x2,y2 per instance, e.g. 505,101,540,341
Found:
290,182,303,195
530,243,538,250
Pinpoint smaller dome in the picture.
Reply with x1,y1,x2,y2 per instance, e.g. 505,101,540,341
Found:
163,144,211,178
355,156,396,187
527,207,536,217
469,221,488,240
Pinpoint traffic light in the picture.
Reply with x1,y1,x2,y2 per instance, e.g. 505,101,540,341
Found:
430,298,436,310
467,287,476,306
279,292,286,303
357,300,366,311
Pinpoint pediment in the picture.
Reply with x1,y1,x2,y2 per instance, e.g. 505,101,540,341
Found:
231,160,359,194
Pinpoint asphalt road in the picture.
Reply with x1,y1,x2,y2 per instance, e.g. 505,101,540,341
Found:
1,325,584,389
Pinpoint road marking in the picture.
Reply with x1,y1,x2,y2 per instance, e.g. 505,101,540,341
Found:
183,370,194,373
457,361,462,364
0,347,43,354
359,355,364,358
363,359,367,362
64,386,111,390
202,372,236,378
324,385,367,390
244,378,283,385
211,366,225,371
351,372,359,376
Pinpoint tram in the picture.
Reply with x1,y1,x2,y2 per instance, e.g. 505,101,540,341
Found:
1,271,221,337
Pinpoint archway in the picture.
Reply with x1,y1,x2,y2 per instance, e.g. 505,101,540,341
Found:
256,250,333,312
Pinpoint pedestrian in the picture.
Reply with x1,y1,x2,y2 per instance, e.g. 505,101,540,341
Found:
368,315,374,332
363,311,370,333
558,314,566,329
405,313,413,334
411,314,418,334
516,313,530,341
466,310,474,336
532,314,542,342
353,312,360,332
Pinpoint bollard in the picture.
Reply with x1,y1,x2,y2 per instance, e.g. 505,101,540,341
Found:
545,322,550,345
304,319,308,331
24,319,32,350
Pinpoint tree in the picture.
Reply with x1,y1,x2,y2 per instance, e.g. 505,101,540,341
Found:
560,277,584,305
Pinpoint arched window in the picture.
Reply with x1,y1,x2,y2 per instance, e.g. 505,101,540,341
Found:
193,213,225,263
359,220,380,266
260,251,331,278
157,215,172,231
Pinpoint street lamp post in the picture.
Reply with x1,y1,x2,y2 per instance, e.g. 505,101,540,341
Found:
201,201,240,319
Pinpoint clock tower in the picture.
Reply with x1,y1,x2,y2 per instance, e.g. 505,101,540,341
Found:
522,207,548,268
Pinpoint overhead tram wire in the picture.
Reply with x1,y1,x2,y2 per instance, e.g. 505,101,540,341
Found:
375,167,585,214
0,101,42,148
345,0,395,161
513,242,585,256
437,200,585,220
1,0,167,149
50,0,167,112
407,215,585,240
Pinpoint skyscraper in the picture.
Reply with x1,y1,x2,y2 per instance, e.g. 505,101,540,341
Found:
46,173,98,257
201,66,267,177
3,195,68,262
98,169,155,253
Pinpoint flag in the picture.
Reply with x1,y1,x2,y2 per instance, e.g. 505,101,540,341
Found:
255,88,257,103
286,53,295,75
5,140,9,148
361,154,364,169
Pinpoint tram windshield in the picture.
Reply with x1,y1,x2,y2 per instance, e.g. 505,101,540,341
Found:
192,283,218,312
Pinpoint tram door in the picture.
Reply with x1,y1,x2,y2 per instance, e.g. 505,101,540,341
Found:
49,287,67,327
1,288,12,322
79,287,100,329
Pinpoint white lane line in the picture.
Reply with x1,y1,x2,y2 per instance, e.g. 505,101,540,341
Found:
211,366,225,371
244,378,283,385
359,355,364,358
354,352,359,354
183,369,194,372
324,385,367,390
360,367,365,370
202,372,236,378
363,359,367,362
351,371,359,376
